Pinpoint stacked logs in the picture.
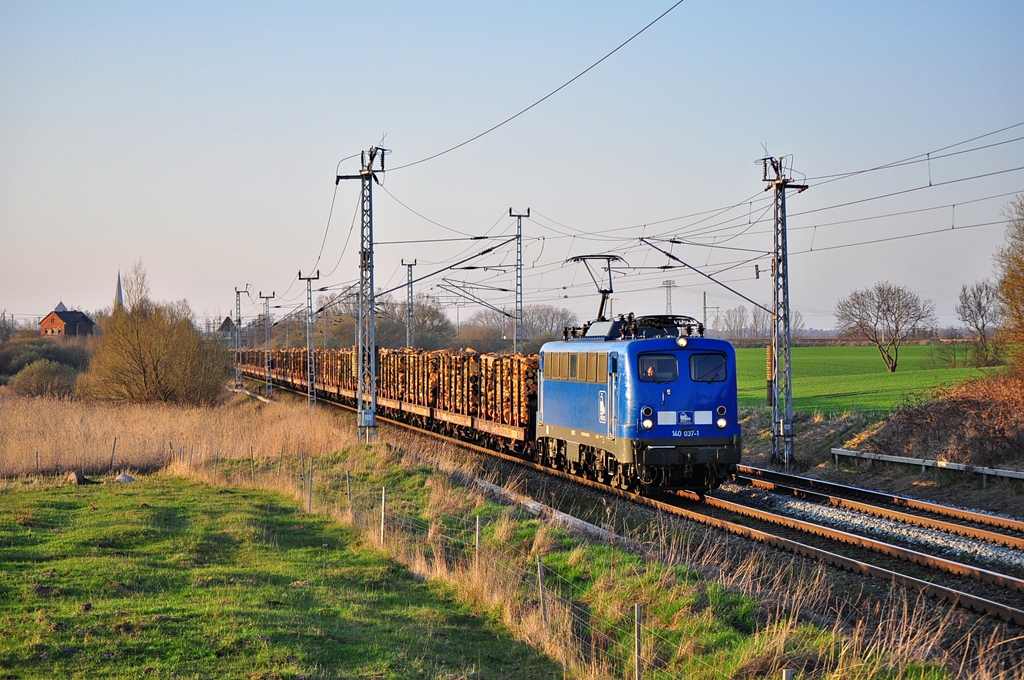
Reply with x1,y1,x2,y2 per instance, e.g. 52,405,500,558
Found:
376,349,537,425
243,346,538,429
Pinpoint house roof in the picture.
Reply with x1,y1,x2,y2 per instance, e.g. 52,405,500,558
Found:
42,310,95,327
217,316,236,332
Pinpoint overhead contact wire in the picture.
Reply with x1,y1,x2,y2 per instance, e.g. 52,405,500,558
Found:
386,0,688,172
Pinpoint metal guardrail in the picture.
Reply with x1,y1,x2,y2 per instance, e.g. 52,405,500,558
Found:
831,448,1024,488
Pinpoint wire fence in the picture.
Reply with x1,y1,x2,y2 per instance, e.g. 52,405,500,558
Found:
170,450,802,679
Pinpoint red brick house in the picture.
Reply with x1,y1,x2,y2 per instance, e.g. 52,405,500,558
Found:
40,302,95,337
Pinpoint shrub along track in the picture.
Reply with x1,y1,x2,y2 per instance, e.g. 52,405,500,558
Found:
260,383,1024,627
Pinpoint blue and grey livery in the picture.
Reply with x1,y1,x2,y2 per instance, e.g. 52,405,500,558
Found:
536,314,741,492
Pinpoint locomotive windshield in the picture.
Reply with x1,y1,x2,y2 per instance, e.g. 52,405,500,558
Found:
690,353,728,382
638,354,678,382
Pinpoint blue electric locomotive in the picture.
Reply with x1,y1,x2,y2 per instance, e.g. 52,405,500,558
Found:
535,314,741,492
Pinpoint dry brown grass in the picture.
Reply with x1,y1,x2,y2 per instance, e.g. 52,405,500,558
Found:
344,438,1024,678
0,386,354,477
866,371,1024,468
4,388,1022,677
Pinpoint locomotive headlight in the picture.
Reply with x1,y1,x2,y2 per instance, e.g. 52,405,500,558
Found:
716,417,728,429
641,418,654,430
676,337,688,348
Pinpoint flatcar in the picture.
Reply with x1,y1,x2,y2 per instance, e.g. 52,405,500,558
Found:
536,314,741,492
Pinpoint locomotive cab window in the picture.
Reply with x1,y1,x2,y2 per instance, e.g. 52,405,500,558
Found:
690,353,728,382
638,354,678,382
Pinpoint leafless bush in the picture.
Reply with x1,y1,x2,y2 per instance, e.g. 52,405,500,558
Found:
77,261,229,405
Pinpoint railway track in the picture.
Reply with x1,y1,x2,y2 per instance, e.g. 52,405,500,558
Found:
245,381,1024,626
735,465,1024,539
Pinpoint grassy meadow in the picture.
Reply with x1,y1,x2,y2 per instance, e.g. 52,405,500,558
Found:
0,476,558,679
735,345,991,413
3,389,1023,678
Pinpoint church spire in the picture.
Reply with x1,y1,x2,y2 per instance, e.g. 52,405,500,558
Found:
115,270,124,309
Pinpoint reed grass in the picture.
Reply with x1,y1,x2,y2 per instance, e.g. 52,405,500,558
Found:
0,387,353,478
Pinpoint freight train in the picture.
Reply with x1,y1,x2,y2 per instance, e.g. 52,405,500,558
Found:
239,314,741,493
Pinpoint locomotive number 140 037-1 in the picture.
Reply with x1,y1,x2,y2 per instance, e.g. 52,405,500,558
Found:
672,429,700,438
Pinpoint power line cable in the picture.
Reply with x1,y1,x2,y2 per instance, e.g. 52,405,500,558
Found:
322,188,364,279
386,0,688,172
745,187,1024,235
789,218,1004,255
307,152,361,273
376,235,502,246
804,121,1024,184
379,184,477,236
791,165,1024,218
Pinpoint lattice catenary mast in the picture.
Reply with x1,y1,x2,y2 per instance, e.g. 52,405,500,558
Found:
402,259,416,348
258,291,275,398
233,286,247,389
661,280,677,315
299,270,319,406
338,147,388,442
761,156,807,466
509,208,529,354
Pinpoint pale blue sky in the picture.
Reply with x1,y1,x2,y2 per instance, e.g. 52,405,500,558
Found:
2,1,1022,329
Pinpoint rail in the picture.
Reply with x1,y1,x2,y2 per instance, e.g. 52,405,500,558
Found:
734,466,1024,548
832,448,1024,488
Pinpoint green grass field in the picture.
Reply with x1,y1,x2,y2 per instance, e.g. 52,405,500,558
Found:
0,477,558,679
735,345,991,413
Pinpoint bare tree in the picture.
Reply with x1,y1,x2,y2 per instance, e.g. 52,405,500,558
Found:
396,294,456,349
80,261,229,404
721,305,749,339
464,308,513,338
835,281,937,372
523,305,578,338
791,309,805,338
996,195,1024,354
956,280,1002,366
746,305,802,340
0,311,17,342
749,304,771,340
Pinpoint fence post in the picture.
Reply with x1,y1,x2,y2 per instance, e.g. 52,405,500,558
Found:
110,437,117,472
279,445,284,474
380,486,386,545
308,458,314,513
634,602,642,680
188,446,193,474
537,555,547,627
475,516,481,571
213,451,219,485
36,451,40,475
346,472,352,513
250,445,256,484
782,670,795,680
